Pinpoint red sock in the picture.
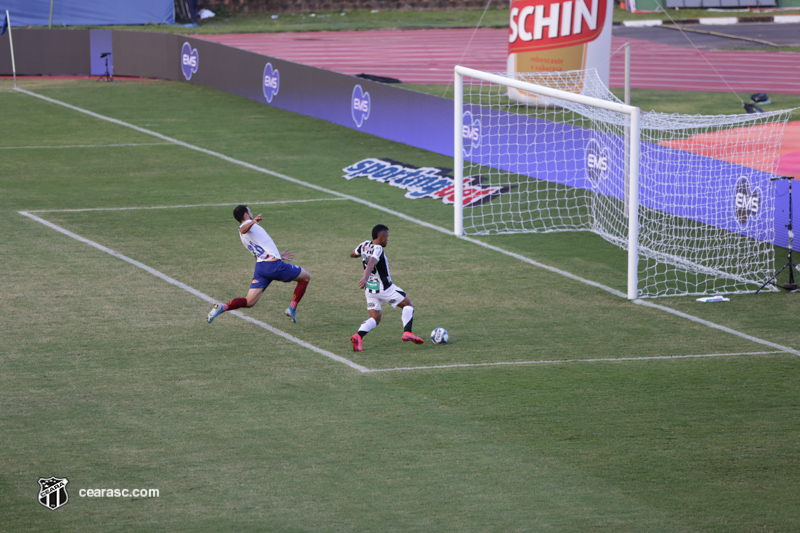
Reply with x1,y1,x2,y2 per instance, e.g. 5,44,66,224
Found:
290,280,308,310
225,297,248,311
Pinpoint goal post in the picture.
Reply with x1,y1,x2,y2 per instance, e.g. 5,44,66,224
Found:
455,65,642,299
454,65,791,299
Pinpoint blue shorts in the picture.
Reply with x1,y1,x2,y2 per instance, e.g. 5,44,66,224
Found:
250,260,302,290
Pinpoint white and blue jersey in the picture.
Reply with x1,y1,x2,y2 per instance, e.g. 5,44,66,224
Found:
241,221,300,289
239,221,281,262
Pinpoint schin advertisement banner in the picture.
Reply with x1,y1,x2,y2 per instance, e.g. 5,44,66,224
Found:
507,0,614,101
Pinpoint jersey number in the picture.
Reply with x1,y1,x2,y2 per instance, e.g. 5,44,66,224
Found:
248,243,266,257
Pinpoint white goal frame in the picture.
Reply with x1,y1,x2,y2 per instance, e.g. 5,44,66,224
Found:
454,65,642,299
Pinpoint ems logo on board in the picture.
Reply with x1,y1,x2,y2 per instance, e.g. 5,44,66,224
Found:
735,176,761,225
462,111,481,158
351,85,371,128
38,476,69,511
586,138,609,184
263,62,280,103
180,42,199,81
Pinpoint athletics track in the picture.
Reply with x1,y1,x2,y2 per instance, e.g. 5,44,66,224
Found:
199,28,800,176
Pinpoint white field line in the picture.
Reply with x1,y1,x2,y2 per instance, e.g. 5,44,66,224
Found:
16,88,450,236
18,210,370,374
367,351,784,373
635,299,800,356
23,204,792,373
0,143,172,150
26,198,347,213
16,88,800,365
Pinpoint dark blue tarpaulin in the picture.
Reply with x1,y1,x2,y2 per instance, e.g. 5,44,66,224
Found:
0,0,173,26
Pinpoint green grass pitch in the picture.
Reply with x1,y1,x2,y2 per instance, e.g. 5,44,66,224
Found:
2,78,800,531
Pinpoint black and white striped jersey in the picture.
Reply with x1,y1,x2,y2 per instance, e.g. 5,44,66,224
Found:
355,240,393,294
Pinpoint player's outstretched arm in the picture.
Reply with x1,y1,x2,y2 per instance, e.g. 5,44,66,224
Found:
239,214,262,235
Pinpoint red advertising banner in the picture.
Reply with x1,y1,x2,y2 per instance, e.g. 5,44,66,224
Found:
509,0,608,54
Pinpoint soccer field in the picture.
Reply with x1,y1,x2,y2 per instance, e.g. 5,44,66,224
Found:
2,78,800,531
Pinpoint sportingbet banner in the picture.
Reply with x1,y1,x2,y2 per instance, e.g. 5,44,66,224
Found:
508,0,614,100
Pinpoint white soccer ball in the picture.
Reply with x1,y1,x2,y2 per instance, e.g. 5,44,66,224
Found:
430,328,449,345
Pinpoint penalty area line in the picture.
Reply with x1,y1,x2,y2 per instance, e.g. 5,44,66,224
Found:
18,210,370,374
366,351,785,373
17,88,800,361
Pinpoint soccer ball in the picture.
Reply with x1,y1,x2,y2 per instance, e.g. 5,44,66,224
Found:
430,328,449,345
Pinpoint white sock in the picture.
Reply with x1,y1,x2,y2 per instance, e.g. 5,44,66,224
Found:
401,306,414,330
358,317,377,335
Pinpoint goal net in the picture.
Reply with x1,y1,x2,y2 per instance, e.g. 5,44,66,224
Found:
454,66,793,299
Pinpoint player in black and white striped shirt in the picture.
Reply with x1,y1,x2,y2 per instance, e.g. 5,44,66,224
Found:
350,224,423,351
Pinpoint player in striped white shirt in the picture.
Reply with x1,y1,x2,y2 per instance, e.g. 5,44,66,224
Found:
207,205,310,324
350,224,423,351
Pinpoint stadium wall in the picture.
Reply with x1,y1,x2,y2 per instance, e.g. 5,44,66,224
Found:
0,0,174,26
0,28,794,251
200,0,493,14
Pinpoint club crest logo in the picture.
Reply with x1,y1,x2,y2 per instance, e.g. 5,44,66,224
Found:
180,42,199,80
734,176,761,225
38,476,69,511
462,111,481,158
263,62,280,103
351,85,371,128
586,138,609,184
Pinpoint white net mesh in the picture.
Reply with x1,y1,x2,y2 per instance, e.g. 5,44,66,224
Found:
458,68,793,298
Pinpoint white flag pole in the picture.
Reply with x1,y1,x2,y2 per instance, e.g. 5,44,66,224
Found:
6,11,16,89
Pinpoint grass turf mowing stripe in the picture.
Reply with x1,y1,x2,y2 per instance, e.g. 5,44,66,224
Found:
11,86,636,301
366,351,786,373
18,210,371,374
26,198,348,213
15,87,800,362
636,298,800,357
22,201,790,373
0,143,172,149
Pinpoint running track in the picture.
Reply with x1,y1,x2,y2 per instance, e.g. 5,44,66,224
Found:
198,28,800,93
198,28,800,174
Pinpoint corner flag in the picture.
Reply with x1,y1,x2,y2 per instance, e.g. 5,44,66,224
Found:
1,12,7,35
